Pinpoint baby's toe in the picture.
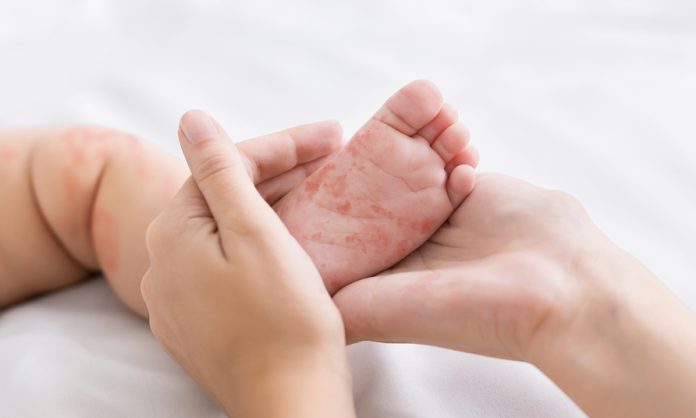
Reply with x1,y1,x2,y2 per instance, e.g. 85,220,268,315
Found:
446,164,476,206
432,122,471,164
416,103,458,144
373,80,443,136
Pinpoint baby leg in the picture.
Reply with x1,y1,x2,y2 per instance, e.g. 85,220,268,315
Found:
0,126,189,313
0,123,341,316
0,127,91,306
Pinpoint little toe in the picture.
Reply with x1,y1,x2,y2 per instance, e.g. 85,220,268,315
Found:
447,164,476,206
444,146,480,174
432,122,471,164
416,103,458,144
373,80,444,136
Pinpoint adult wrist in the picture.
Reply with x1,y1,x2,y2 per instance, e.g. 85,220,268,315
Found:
529,238,696,417
212,343,355,418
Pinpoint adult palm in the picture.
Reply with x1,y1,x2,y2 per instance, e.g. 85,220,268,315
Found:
334,173,612,362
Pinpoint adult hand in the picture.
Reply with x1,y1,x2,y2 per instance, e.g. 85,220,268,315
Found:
232,119,342,205
334,173,696,417
141,110,355,418
334,173,599,357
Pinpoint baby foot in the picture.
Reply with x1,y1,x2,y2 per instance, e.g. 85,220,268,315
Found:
274,80,477,294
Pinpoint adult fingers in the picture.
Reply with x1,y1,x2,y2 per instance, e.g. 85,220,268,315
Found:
237,120,343,185
332,263,523,359
257,153,337,205
178,110,274,237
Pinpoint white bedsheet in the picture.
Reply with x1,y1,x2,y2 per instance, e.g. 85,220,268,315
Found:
1,1,694,416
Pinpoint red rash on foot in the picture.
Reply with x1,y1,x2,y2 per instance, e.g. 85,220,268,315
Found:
370,203,394,219
304,179,320,193
91,208,121,275
395,239,410,256
347,143,359,156
417,219,438,233
336,201,351,214
374,229,390,250
344,233,368,254
397,218,438,233
304,163,335,194
344,229,390,254
325,174,348,197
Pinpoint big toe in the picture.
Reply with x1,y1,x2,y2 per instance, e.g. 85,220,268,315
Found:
373,80,444,136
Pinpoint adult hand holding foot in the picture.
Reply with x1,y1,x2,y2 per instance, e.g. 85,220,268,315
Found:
141,81,696,417
334,173,696,417
141,110,355,418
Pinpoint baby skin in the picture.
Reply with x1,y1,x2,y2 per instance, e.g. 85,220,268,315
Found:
0,81,478,316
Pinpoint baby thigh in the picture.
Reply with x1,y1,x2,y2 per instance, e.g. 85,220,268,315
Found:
0,128,88,306
28,126,188,317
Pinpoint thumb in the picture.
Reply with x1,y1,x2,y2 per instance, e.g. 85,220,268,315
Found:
333,269,457,345
178,110,272,232
333,265,518,358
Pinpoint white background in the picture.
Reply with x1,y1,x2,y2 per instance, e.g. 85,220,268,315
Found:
1,1,694,416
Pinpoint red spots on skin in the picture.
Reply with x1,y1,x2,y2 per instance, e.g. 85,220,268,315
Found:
344,229,390,254
62,167,82,200
373,229,390,250
347,143,359,157
62,127,154,182
395,238,410,257
370,203,394,219
336,201,351,215
92,208,121,275
397,218,438,234
304,178,321,193
344,233,368,254
304,163,335,194
61,127,93,166
310,232,323,241
61,126,116,169
0,145,17,176
325,174,348,198
416,219,438,233
61,168,85,241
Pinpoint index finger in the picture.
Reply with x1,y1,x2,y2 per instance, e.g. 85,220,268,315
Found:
237,120,342,184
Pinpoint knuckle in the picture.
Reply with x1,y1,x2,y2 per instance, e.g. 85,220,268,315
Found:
140,270,152,302
240,153,260,184
547,189,579,208
145,215,166,250
194,151,234,186
147,316,163,338
223,207,269,237
544,189,589,220
145,213,184,258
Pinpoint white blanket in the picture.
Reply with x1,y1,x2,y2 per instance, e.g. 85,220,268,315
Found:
1,1,694,416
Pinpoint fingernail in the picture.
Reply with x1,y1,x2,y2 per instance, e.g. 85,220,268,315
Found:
181,110,218,143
